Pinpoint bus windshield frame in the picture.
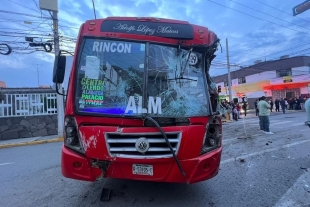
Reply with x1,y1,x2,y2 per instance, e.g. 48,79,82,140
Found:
74,37,211,118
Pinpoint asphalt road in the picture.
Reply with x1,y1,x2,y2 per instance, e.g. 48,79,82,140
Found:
0,111,309,207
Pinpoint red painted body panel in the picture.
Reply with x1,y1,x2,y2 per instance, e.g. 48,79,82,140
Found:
79,125,206,160
62,144,222,184
61,17,221,184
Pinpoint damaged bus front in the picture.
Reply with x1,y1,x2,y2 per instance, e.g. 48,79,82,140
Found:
53,17,222,184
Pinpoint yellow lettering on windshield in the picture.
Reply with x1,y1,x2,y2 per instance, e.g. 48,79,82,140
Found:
80,77,105,106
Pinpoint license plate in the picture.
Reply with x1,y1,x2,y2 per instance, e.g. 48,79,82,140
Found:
132,164,153,176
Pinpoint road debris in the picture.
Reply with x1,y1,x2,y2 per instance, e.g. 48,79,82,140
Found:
100,188,111,202
239,158,245,162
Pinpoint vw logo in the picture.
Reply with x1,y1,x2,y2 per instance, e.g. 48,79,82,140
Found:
135,138,150,154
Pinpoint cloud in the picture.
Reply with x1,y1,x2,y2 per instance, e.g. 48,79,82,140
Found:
1,0,310,86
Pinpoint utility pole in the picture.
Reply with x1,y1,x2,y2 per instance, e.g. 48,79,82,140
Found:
226,38,233,102
33,64,42,87
52,11,64,137
39,0,64,137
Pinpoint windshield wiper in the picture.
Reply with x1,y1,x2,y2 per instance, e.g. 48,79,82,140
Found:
143,115,186,177
166,76,197,81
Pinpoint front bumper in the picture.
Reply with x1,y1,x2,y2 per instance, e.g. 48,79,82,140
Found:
61,145,222,184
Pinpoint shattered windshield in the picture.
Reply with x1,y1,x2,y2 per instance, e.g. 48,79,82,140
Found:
147,44,209,117
75,38,210,117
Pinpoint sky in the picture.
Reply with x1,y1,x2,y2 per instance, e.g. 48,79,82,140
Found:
1,0,310,87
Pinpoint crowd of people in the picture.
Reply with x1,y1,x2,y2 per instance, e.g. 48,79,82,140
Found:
219,96,310,135
219,100,248,121
254,96,309,114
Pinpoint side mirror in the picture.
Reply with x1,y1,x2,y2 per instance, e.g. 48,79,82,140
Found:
53,50,66,84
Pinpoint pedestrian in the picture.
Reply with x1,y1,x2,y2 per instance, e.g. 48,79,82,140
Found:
236,102,241,119
275,98,280,112
233,106,238,121
296,97,301,110
288,98,293,110
306,98,310,127
225,102,232,122
254,99,259,116
300,97,305,110
242,102,248,116
269,99,274,112
257,98,262,129
229,101,235,120
257,96,273,134
280,98,286,114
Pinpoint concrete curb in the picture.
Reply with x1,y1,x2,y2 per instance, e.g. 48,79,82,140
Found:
0,137,64,149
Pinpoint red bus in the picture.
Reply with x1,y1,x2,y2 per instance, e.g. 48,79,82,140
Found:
53,17,222,184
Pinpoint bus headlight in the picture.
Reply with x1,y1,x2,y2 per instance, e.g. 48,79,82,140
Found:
200,117,222,155
64,116,84,154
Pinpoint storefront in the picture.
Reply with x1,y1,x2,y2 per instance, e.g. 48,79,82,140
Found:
263,80,310,99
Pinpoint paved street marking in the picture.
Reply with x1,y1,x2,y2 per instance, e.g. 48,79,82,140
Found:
270,121,293,126
228,120,304,128
227,119,287,125
274,170,310,207
0,162,14,166
271,122,305,128
220,139,310,165
291,122,305,127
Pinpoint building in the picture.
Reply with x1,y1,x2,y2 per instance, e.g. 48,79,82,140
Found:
213,56,310,108
0,80,6,88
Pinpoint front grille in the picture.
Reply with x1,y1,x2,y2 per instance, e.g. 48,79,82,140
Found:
105,132,182,158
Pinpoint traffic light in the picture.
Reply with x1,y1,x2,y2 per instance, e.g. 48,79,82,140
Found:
218,85,221,93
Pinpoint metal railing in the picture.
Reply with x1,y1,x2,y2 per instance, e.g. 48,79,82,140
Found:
0,93,57,117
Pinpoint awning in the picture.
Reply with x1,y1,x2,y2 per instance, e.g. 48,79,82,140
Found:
263,81,310,90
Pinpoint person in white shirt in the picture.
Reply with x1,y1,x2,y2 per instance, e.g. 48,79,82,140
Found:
258,96,273,135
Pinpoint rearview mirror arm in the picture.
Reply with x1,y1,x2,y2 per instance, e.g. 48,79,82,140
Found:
55,83,66,96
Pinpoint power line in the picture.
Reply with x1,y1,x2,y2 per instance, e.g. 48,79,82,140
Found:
32,0,41,11
0,31,52,35
6,0,41,13
237,42,310,65
254,0,310,24
59,25,79,30
12,19,50,42
0,14,51,34
0,28,51,32
0,9,50,19
0,17,46,22
229,0,310,32
206,0,310,34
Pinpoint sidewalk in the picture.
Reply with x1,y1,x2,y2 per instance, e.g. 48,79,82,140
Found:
0,135,63,149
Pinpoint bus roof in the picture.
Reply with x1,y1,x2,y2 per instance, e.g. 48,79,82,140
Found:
79,17,218,46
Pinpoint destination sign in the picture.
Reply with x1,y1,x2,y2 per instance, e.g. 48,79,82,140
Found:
100,20,194,39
